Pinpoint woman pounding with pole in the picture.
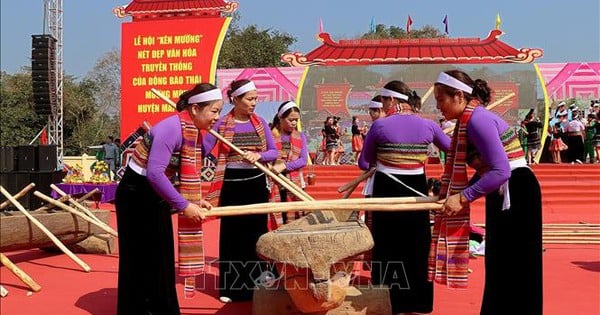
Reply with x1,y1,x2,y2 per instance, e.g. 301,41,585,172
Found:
358,80,450,314
115,83,221,315
269,101,309,226
203,79,278,303
430,70,542,315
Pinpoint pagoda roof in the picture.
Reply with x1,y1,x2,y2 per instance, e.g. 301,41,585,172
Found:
114,0,238,19
282,29,543,66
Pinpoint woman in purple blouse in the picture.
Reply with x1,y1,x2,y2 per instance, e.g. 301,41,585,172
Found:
115,83,222,315
270,101,308,223
202,79,278,303
432,70,542,315
358,80,450,314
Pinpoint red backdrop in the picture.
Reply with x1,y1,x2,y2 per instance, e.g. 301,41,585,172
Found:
120,17,229,139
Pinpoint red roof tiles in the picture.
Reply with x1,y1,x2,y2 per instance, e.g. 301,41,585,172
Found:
282,29,543,66
114,0,238,19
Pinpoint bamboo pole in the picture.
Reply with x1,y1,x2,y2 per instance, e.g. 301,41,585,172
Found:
151,87,312,202
338,168,376,193
0,186,91,272
542,236,600,241
542,240,600,244
0,183,35,210
208,129,309,201
421,86,434,104
443,92,516,134
50,184,104,225
0,253,42,292
203,197,441,217
277,173,314,201
33,191,118,238
31,189,99,212
542,231,600,235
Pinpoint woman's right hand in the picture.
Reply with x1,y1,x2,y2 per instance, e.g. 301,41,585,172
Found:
182,202,207,223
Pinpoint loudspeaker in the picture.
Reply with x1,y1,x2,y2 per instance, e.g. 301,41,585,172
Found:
0,146,16,172
12,172,32,210
16,145,36,172
31,35,57,116
36,145,57,171
28,171,55,209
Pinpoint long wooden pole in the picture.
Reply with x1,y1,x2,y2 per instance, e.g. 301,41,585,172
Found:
443,92,516,134
0,183,35,210
50,184,104,225
33,191,118,238
276,173,314,201
203,196,441,217
0,253,42,292
338,168,376,193
150,87,312,202
0,186,91,272
34,188,100,212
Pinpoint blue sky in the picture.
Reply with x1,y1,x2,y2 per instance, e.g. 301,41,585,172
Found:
1,0,598,78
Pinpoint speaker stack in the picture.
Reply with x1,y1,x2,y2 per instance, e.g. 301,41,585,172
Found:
31,34,57,116
0,145,61,210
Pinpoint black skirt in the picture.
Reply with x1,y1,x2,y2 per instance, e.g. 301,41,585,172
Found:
218,168,270,301
370,171,433,314
115,167,180,315
481,167,543,315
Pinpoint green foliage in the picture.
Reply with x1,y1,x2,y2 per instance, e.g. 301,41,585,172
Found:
0,70,119,155
0,71,47,146
361,24,446,39
218,16,297,68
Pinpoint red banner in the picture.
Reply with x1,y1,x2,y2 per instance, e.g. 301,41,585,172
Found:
314,83,352,116
489,82,520,125
120,17,229,139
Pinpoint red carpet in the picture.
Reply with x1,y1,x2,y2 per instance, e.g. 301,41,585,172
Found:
1,164,599,314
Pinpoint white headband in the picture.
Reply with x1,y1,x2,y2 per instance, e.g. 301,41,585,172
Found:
436,72,473,94
231,81,257,97
379,88,409,101
368,100,383,108
558,101,566,106
277,101,299,118
187,88,223,104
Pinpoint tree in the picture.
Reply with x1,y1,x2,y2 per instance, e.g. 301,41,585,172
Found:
62,77,119,155
218,14,297,68
0,71,47,146
86,49,121,118
361,24,446,39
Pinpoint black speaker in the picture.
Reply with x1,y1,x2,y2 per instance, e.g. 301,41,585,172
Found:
31,35,57,116
16,145,36,172
12,172,32,210
29,171,55,209
0,146,16,172
36,145,57,171
0,172,16,210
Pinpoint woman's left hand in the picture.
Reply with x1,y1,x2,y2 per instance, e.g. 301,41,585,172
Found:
243,151,262,164
270,160,287,174
442,193,468,216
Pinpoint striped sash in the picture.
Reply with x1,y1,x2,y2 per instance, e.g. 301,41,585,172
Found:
428,103,477,288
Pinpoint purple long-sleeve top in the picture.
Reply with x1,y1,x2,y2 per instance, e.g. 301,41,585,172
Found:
202,115,278,163
461,106,512,202
144,115,192,211
280,132,309,172
358,114,451,170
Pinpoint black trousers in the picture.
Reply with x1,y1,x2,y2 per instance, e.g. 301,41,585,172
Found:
218,168,270,301
370,172,433,314
115,167,180,315
481,167,543,315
